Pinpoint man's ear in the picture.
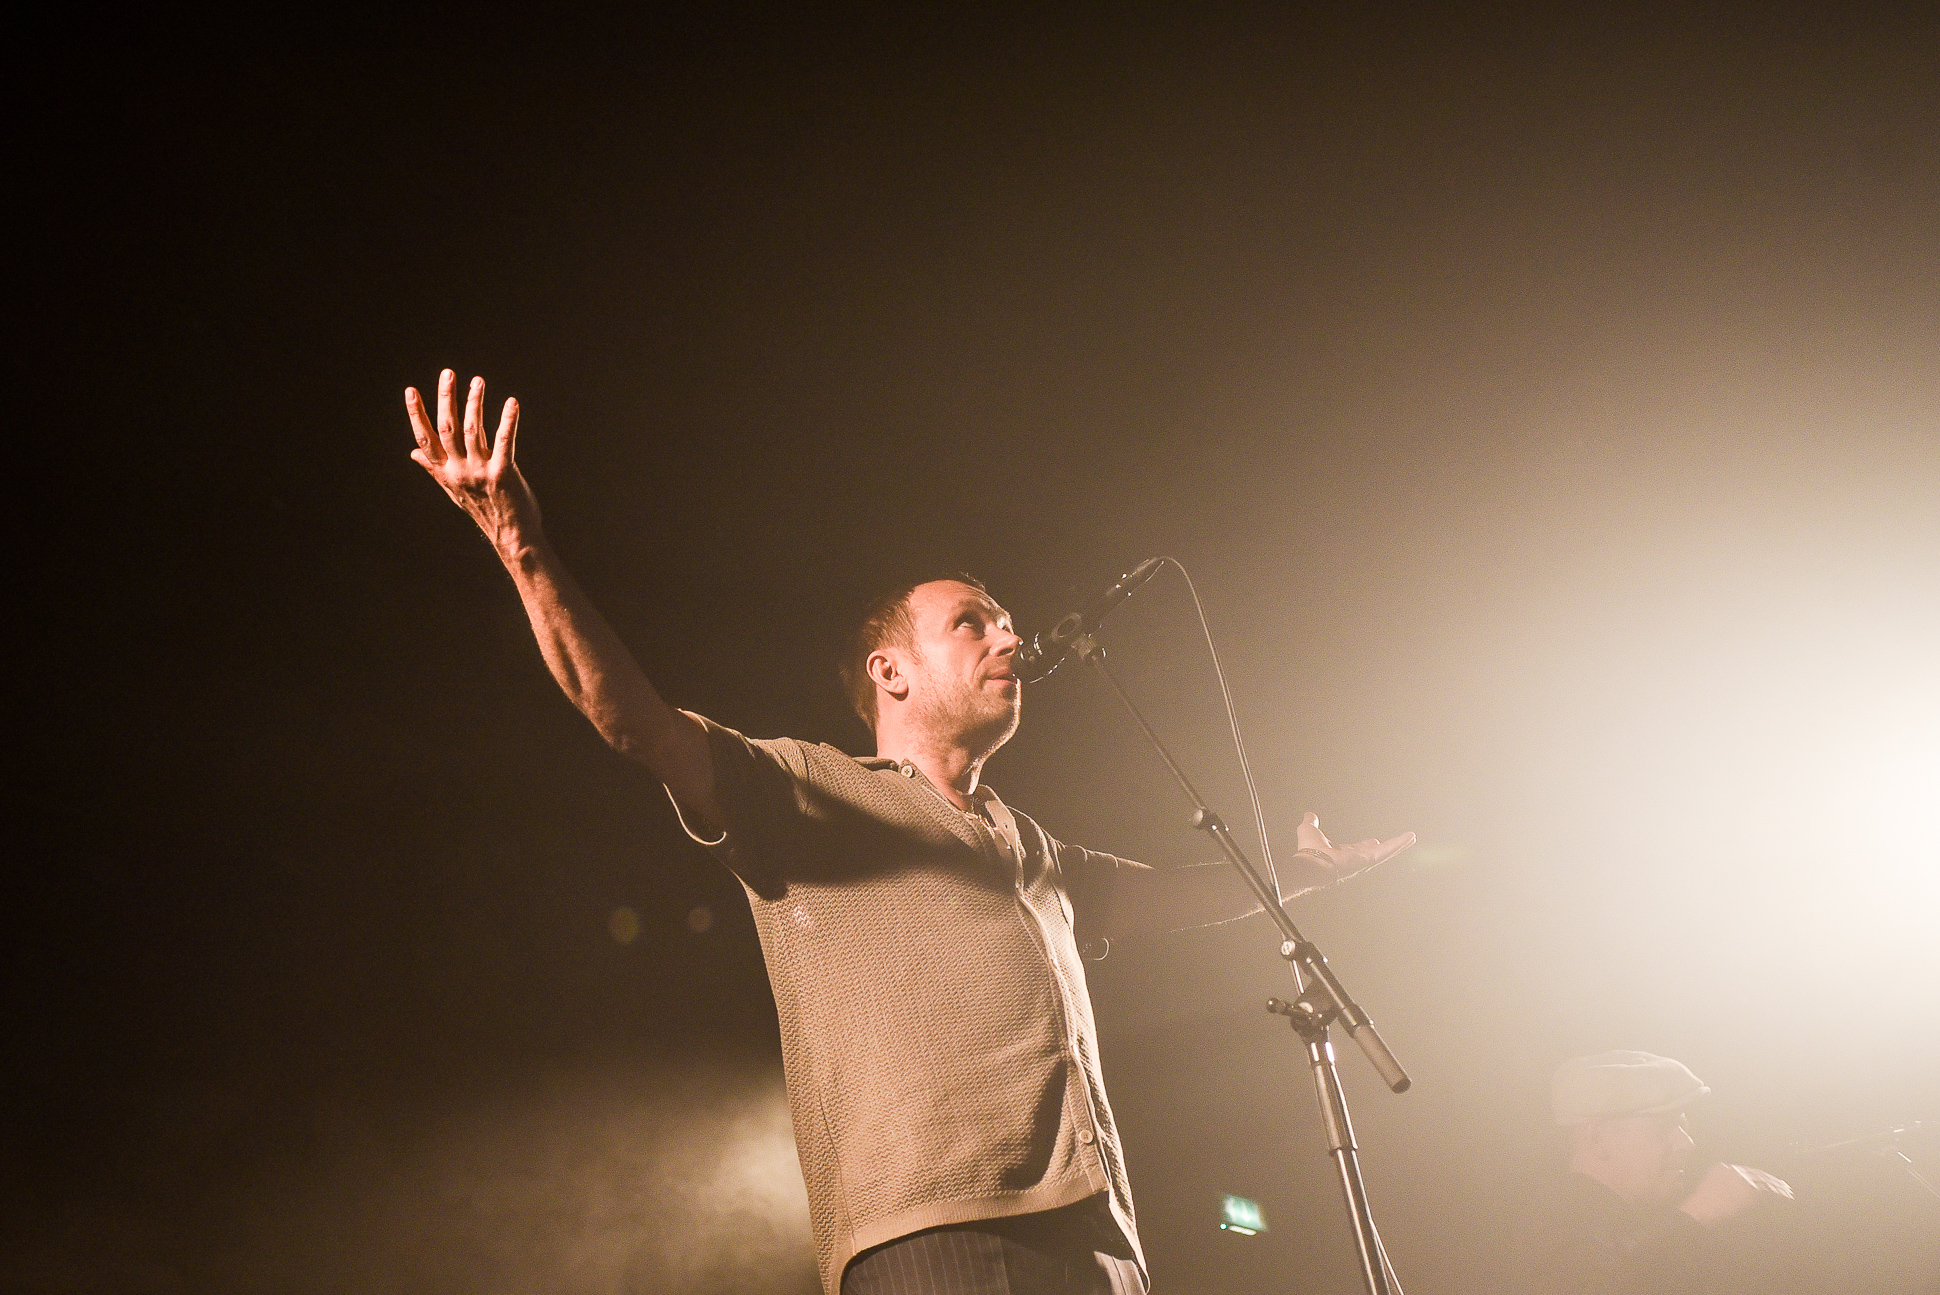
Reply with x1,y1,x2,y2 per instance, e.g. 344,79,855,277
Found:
868,648,909,703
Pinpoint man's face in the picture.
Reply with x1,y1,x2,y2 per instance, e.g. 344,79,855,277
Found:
896,580,1022,757
1590,1112,1697,1204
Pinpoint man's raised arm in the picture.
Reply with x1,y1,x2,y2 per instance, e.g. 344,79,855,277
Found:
406,370,722,832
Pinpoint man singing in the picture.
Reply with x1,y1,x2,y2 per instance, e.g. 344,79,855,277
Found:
405,370,1414,1295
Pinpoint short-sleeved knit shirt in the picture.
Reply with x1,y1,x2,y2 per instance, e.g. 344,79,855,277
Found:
670,715,1147,1295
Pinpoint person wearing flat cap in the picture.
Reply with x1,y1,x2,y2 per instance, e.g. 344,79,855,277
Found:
1522,1050,1793,1294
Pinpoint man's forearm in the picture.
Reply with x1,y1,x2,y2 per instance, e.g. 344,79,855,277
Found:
499,536,714,812
1106,863,1265,939
1105,853,1345,940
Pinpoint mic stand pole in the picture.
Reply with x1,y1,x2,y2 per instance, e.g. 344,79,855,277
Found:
1069,633,1409,1295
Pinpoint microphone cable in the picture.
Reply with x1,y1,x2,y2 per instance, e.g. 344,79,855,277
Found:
1148,557,1283,905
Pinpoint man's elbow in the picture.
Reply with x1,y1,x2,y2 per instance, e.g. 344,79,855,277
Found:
605,707,697,771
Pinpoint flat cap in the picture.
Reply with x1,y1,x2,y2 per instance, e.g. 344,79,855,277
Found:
1551,1050,1709,1125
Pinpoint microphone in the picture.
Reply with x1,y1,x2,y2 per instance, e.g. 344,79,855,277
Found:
1799,1122,1928,1155
1015,558,1165,683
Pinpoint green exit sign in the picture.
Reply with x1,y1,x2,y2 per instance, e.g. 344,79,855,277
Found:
1219,1194,1268,1235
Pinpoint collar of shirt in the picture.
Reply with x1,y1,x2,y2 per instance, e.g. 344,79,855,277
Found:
867,757,1030,864
864,757,992,816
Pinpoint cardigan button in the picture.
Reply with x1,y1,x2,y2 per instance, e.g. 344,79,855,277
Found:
1078,1128,1096,1145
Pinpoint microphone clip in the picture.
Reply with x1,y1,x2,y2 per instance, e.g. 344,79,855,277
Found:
1014,558,1162,684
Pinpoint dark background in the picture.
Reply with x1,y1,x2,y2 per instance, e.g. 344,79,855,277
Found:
11,6,1938,1293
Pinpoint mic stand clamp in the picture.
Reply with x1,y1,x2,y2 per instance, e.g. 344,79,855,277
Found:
1066,634,1406,1295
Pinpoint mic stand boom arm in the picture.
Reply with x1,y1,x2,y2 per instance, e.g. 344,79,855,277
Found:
1068,632,1408,1295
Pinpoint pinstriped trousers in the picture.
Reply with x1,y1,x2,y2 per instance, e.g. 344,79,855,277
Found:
841,1198,1147,1295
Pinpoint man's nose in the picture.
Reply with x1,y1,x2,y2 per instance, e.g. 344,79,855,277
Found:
994,626,1021,655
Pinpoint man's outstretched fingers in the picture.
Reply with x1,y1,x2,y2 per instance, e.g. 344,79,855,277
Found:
463,375,486,457
490,397,519,468
1372,831,1416,865
435,369,458,456
405,387,443,463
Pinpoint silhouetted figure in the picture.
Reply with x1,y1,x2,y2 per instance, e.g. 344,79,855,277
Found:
1525,1050,1793,1294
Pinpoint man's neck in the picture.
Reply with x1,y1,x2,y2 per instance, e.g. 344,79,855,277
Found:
875,733,984,809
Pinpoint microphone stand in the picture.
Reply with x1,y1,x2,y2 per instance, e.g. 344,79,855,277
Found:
1068,632,1410,1295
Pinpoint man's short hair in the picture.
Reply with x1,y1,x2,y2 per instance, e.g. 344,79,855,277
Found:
839,572,989,729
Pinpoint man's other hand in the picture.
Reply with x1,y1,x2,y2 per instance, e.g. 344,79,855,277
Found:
1284,812,1415,892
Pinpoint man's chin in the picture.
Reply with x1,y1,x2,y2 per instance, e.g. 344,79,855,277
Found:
971,703,1022,758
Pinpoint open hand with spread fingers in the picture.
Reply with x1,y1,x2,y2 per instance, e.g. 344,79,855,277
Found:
406,369,543,553
1283,811,1415,892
